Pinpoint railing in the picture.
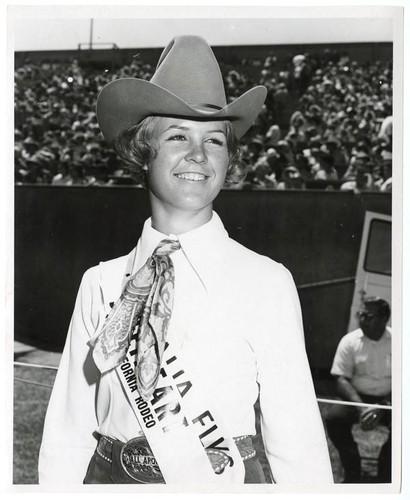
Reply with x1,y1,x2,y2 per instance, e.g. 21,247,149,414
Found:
298,276,356,290
13,361,392,411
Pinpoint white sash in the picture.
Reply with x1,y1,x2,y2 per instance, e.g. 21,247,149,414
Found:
116,339,245,484
98,248,245,483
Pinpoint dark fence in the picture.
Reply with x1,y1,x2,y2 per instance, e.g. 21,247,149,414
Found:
14,186,391,374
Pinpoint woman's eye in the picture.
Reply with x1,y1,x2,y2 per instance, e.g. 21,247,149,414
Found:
167,134,187,141
206,138,224,146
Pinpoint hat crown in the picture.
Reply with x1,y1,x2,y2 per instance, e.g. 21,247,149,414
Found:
151,35,227,110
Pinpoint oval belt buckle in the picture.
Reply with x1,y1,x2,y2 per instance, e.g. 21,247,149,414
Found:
120,436,164,483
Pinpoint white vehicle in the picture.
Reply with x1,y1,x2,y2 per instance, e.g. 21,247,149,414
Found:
348,210,392,331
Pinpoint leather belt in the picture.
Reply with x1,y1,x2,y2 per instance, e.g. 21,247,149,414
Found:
97,434,256,483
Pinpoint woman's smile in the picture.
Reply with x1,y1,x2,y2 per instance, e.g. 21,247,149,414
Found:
173,172,210,181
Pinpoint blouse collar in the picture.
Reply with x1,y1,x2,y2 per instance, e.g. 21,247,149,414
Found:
134,211,229,291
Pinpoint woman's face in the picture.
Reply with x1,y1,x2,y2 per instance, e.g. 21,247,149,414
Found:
146,117,230,217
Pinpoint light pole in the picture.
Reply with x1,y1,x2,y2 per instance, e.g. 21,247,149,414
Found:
89,18,94,50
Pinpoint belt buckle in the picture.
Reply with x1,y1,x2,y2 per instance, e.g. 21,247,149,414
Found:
120,436,163,483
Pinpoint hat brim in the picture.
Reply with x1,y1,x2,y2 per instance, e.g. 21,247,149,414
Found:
96,78,267,142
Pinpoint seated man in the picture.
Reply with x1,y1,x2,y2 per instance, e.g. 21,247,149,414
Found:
326,297,392,483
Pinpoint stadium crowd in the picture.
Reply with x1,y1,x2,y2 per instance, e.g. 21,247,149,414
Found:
14,48,393,191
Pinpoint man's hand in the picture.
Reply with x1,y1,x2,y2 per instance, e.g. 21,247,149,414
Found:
360,408,381,431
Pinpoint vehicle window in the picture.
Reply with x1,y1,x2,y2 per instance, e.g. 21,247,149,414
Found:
364,219,392,275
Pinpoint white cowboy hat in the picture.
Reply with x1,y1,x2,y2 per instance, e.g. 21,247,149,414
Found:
96,35,267,141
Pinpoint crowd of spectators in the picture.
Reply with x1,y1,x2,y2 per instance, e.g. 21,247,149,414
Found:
14,47,393,192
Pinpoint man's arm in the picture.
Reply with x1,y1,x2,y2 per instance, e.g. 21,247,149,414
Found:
334,373,381,431
335,375,363,404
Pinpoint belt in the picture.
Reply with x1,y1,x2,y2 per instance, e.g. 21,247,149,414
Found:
96,434,257,483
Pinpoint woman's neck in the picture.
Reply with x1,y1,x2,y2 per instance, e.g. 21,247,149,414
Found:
150,204,213,235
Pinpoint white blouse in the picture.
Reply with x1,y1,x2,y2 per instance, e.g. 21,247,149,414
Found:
39,212,333,485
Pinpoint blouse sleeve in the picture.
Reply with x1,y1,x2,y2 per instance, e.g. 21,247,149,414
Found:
38,266,102,484
255,263,334,484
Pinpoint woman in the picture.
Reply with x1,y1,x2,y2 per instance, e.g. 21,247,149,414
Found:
39,35,333,486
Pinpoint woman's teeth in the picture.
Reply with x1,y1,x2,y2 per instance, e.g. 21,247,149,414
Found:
175,173,207,181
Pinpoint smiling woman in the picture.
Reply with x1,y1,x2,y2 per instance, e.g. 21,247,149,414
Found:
115,116,245,186
38,35,334,487
114,116,246,234
146,119,229,231
116,117,236,234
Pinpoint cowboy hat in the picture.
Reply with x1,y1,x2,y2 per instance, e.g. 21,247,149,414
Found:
96,35,267,142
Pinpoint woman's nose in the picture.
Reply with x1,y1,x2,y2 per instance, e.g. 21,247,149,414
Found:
185,141,207,164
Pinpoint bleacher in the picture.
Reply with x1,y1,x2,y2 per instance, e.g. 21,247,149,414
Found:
14,42,393,191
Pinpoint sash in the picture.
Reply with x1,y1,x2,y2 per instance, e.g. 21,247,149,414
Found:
98,248,245,483
116,339,245,483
